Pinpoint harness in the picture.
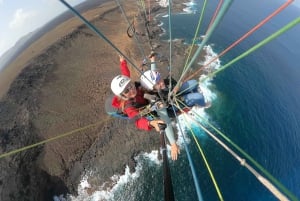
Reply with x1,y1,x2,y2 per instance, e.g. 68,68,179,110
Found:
105,94,155,120
105,96,129,119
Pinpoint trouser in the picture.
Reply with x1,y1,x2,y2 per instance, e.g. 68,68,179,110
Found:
179,80,206,107
151,60,206,107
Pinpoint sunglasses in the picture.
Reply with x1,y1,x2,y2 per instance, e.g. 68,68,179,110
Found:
122,83,135,94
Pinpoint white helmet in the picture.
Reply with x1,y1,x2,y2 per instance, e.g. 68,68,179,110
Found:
140,70,161,90
111,75,131,96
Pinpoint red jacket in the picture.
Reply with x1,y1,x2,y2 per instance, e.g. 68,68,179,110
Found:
112,60,152,130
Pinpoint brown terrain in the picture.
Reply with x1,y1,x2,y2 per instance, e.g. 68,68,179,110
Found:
0,0,203,200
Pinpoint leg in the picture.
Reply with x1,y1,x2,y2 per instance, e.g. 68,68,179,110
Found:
179,80,198,95
183,92,206,107
150,53,158,71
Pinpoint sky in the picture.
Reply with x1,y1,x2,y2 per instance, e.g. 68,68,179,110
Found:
0,0,299,58
0,0,86,57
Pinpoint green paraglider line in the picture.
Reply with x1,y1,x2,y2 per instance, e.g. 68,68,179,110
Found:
115,0,147,60
177,17,300,98
175,0,233,91
0,118,111,159
205,17,300,81
0,1,298,201
181,0,208,77
59,0,145,76
59,0,157,85
183,0,293,82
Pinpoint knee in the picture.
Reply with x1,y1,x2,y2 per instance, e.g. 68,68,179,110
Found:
183,92,206,107
180,80,199,94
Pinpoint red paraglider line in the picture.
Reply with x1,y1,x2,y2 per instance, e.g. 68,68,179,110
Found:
206,0,223,35
184,0,294,82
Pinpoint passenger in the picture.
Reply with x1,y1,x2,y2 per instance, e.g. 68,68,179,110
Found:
140,53,207,109
109,55,180,160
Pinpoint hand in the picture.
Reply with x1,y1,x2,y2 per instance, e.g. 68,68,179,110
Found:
155,101,165,109
173,85,180,94
119,54,125,62
143,93,158,102
170,143,180,160
148,51,157,60
167,91,173,103
149,119,165,132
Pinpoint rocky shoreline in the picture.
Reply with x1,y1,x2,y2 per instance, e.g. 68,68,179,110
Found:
0,0,202,200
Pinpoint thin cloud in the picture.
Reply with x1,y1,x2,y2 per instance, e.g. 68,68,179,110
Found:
294,1,300,8
0,0,86,56
9,8,37,30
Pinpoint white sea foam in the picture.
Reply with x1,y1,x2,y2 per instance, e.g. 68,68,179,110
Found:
64,42,220,201
67,151,161,201
63,1,221,200
183,7,193,14
175,119,191,147
157,21,164,27
142,150,161,165
200,45,221,71
184,1,196,6
160,0,196,14
67,167,137,200
183,0,198,14
158,0,169,7
197,45,220,102
63,44,220,201
174,43,220,138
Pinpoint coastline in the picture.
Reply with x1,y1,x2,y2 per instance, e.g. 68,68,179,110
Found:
0,0,195,200
0,1,113,99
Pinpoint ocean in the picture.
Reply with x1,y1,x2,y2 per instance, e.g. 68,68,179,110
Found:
68,0,300,201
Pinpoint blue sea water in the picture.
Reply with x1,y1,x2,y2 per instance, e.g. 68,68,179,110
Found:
70,1,300,200
141,1,300,201
206,1,300,200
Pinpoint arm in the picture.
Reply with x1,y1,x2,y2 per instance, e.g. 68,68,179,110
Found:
150,55,158,71
124,106,152,130
120,56,130,77
124,105,165,131
156,107,180,160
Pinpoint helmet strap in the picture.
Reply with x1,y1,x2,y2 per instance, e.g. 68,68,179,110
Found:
120,93,129,100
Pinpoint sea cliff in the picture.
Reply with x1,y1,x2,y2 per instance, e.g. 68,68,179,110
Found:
0,0,196,200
